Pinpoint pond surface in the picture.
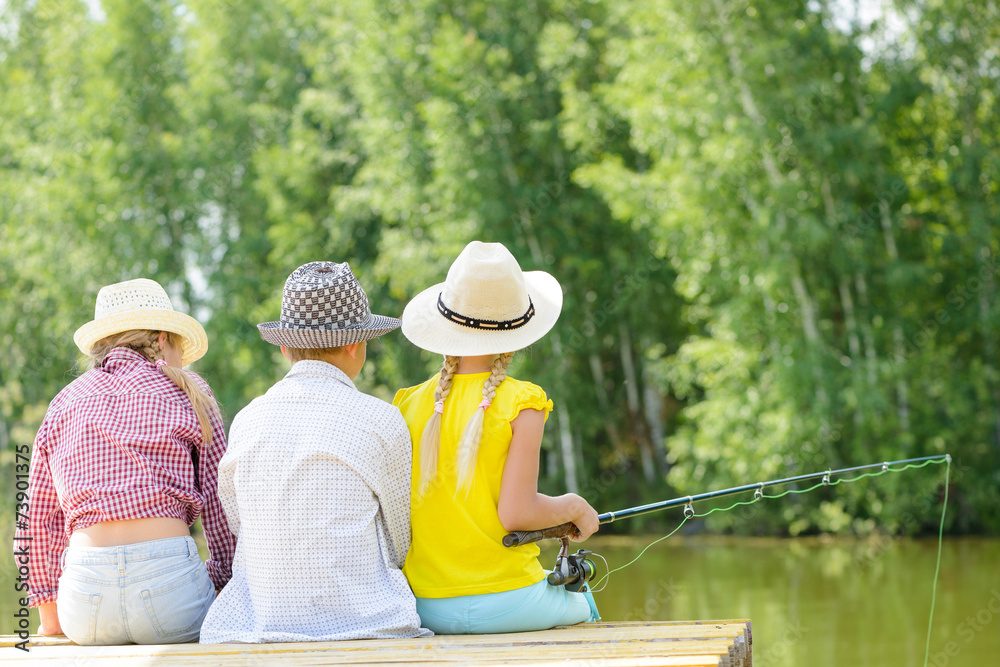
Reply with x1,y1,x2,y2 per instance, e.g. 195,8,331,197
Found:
4,535,997,666
538,535,999,667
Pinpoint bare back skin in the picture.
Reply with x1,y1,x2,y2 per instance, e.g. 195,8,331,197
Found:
70,518,190,547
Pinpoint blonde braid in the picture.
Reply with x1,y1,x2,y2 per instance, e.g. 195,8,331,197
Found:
416,355,460,498
455,352,513,495
87,330,219,452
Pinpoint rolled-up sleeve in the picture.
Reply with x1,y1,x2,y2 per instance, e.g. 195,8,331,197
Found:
194,387,237,590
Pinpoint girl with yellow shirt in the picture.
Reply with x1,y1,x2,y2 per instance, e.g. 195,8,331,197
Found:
393,241,600,634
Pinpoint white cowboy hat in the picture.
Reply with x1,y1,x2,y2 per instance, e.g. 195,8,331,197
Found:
257,261,400,348
74,279,209,366
401,241,563,356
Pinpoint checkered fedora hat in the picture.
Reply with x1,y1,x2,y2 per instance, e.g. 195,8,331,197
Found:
257,262,400,348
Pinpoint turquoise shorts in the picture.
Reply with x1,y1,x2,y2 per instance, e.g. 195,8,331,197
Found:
415,578,600,635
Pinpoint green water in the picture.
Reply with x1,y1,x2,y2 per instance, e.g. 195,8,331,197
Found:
539,536,999,667
3,536,998,666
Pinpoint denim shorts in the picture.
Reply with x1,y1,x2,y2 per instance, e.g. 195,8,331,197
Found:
57,536,215,645
415,578,600,635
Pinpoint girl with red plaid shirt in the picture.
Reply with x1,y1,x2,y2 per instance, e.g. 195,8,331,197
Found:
15,279,236,644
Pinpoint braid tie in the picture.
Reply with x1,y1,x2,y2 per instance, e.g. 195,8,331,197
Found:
435,355,460,408
417,355,461,498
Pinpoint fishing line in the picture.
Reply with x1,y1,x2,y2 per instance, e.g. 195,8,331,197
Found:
923,458,949,667
588,456,951,667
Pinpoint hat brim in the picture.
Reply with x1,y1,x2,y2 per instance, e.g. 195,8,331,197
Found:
73,310,209,367
257,314,401,348
401,271,562,356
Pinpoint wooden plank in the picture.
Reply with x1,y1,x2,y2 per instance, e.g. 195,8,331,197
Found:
1,633,747,655
6,644,736,662
0,620,751,667
1,656,712,667
1,624,750,650
2,642,736,659
0,645,742,663
4,652,727,667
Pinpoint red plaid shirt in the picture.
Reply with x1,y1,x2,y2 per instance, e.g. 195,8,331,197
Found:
14,347,236,606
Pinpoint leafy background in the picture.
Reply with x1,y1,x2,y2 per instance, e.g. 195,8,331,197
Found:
2,0,998,538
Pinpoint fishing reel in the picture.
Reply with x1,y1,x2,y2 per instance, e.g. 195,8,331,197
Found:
547,538,604,592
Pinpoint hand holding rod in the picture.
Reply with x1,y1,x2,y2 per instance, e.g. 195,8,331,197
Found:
503,521,579,547
501,455,950,547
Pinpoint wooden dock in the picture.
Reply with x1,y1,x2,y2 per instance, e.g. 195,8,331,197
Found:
2,620,752,666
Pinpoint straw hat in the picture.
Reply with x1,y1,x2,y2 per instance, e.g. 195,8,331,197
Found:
74,279,209,366
257,261,401,348
401,241,562,356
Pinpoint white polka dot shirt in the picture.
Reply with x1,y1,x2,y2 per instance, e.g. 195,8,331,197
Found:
199,360,431,643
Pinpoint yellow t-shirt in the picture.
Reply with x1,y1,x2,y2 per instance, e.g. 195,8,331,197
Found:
393,373,553,598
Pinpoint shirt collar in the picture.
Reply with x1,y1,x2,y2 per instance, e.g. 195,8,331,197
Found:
101,347,156,374
284,360,356,390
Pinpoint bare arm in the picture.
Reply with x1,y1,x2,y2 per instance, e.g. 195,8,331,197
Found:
190,383,236,590
38,602,61,636
497,409,599,542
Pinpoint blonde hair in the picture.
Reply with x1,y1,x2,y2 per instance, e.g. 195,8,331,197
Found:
87,330,220,451
416,352,514,498
417,355,460,497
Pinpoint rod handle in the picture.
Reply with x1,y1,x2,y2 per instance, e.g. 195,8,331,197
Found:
502,521,577,547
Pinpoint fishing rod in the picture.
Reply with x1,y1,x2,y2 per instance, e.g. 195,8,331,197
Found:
515,453,951,667
503,454,951,547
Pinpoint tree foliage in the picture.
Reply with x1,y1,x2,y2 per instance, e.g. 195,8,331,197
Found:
2,0,997,535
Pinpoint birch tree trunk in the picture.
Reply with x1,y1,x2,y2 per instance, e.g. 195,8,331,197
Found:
838,278,864,427
550,333,580,493
589,352,622,446
640,336,670,477
853,272,880,391
619,325,656,482
879,200,911,432
715,1,829,410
